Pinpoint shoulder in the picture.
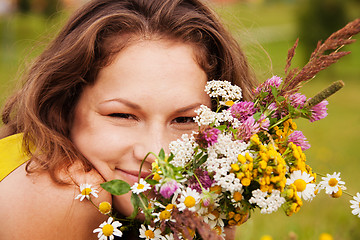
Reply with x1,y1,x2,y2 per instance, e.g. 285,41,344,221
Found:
0,162,112,239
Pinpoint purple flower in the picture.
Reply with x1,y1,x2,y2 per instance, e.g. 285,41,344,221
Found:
289,93,307,108
254,75,283,96
259,114,270,131
238,117,260,142
203,128,221,147
267,102,278,118
310,100,328,122
159,180,179,199
288,131,311,150
188,169,214,193
229,101,256,123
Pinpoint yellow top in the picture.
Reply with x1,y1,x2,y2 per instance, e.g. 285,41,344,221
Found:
0,133,30,182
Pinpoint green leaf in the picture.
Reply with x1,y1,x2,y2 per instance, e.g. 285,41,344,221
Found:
270,86,278,97
277,96,286,102
129,193,140,219
196,154,208,168
260,91,269,98
167,153,175,162
253,112,262,121
158,148,165,160
145,179,158,185
215,125,227,131
101,180,131,195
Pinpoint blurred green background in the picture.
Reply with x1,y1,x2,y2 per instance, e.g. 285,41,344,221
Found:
0,0,359,239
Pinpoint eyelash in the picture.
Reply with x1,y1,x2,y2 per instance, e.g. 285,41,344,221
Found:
108,113,137,120
172,116,195,124
108,113,195,124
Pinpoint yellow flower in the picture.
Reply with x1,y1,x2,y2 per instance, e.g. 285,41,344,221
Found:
319,233,333,240
99,201,112,215
260,235,273,240
231,163,240,171
225,100,235,106
152,173,162,181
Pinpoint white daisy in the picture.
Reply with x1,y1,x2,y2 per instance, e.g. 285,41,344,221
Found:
75,183,98,201
286,170,316,201
153,204,176,223
139,225,164,240
131,178,151,194
350,192,360,217
93,217,122,240
318,172,346,194
176,188,201,212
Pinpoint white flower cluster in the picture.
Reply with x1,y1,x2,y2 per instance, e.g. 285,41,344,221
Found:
249,189,286,214
194,105,241,128
205,80,242,102
169,134,198,168
194,105,217,126
205,133,249,193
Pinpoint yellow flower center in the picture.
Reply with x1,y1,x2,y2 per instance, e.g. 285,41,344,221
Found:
102,224,114,237
331,187,342,198
81,188,92,195
184,196,196,208
213,226,222,235
159,210,171,220
145,230,155,239
294,179,307,192
137,184,145,189
99,202,111,214
328,178,338,187
233,191,243,202
165,204,174,211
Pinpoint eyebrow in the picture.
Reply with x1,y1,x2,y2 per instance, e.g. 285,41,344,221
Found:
173,103,203,114
101,98,141,109
101,98,203,113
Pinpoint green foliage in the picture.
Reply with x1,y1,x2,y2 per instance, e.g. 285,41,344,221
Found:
297,0,350,62
100,180,131,196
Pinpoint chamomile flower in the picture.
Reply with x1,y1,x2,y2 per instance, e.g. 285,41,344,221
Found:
131,178,151,194
93,217,122,240
177,188,201,212
99,201,112,215
139,225,164,240
286,170,316,201
75,183,98,201
350,192,360,217
318,172,346,195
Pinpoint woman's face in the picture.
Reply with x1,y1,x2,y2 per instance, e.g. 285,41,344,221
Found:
70,39,211,216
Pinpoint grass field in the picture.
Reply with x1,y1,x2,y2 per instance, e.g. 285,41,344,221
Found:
0,1,359,239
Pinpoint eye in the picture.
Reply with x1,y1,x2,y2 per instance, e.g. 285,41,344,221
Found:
172,116,195,124
108,113,137,120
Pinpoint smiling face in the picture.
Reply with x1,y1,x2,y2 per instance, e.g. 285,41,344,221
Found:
70,39,211,216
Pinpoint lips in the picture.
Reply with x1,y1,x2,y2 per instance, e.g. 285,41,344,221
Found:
115,168,152,184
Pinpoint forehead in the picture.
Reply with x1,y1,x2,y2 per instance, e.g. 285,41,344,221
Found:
86,39,210,107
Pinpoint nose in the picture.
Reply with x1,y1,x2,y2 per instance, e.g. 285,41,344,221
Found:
133,123,169,164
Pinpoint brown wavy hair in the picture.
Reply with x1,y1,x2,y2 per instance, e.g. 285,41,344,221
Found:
0,0,256,183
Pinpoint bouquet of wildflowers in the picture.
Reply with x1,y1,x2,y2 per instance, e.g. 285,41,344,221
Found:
77,19,360,240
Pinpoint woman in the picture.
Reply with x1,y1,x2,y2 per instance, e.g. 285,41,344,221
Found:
0,0,256,239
